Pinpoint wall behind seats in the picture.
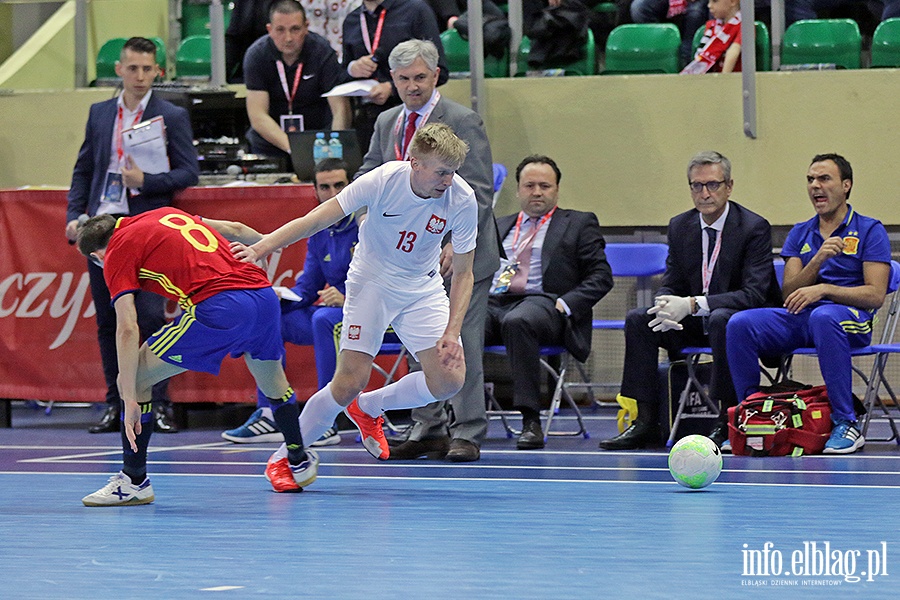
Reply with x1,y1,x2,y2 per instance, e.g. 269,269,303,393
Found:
440,70,900,226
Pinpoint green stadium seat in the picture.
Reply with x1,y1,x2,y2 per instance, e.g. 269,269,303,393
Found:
781,19,861,70
149,36,167,76
871,18,900,68
690,21,771,72
603,23,680,74
95,37,127,82
517,28,596,76
181,1,210,38
176,35,212,79
440,28,509,78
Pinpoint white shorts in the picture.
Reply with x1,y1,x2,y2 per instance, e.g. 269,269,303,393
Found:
340,276,451,360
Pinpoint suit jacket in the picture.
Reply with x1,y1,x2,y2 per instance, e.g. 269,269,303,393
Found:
358,95,501,282
66,93,199,223
496,208,614,361
658,201,781,310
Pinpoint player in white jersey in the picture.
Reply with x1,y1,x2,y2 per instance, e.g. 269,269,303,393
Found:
233,123,477,460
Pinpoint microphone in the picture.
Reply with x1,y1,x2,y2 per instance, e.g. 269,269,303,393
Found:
68,213,90,245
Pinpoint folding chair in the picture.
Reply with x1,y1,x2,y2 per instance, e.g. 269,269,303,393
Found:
369,342,409,434
484,345,590,440
592,243,668,332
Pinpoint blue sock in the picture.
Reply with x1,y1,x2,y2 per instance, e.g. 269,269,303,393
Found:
122,402,154,484
268,387,306,465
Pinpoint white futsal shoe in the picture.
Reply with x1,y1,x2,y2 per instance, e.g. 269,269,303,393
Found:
82,471,155,506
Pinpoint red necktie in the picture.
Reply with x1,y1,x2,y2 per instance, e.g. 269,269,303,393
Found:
403,112,419,158
509,218,534,293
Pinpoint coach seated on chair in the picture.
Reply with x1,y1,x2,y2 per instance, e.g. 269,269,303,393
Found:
727,153,892,455
485,155,613,450
598,150,781,452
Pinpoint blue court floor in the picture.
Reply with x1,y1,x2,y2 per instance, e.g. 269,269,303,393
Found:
1,402,899,599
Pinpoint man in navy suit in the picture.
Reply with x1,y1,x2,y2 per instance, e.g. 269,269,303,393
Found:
598,150,781,451
486,155,614,449
65,37,199,435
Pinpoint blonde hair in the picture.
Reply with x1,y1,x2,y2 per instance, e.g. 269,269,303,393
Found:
408,123,468,168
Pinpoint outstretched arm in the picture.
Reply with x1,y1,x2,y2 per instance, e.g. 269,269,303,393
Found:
202,217,264,244
113,293,142,452
232,197,347,262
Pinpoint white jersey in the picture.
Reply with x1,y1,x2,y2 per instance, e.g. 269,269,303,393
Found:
337,161,478,292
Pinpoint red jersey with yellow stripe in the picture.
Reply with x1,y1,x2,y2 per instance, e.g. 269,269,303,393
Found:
104,208,271,310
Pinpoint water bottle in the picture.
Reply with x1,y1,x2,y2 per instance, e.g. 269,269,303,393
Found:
328,132,343,160
313,132,328,164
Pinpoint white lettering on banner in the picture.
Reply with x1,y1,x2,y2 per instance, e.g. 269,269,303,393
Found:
0,271,92,349
0,273,23,317
2,264,301,350
47,272,93,350
17,273,55,317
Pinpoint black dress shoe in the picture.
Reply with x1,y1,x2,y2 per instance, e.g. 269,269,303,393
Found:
446,439,481,462
708,420,729,449
598,421,659,450
89,404,120,434
517,421,545,450
154,405,179,433
388,436,450,460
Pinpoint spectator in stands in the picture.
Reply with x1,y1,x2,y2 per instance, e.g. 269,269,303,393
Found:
342,0,449,149
301,0,363,59
226,0,271,83
485,155,613,450
244,0,351,163
727,154,892,455
791,0,900,23
359,40,500,463
598,151,781,451
218,158,371,447
65,37,199,436
630,0,709,65
680,0,742,74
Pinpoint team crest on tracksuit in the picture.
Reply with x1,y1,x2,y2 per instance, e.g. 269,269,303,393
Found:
842,236,860,254
347,325,361,340
426,215,446,234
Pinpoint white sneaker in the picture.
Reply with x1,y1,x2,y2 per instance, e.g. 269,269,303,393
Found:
82,472,155,506
310,426,342,447
291,449,319,488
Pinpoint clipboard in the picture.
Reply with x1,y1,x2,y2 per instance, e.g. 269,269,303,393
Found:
122,116,170,174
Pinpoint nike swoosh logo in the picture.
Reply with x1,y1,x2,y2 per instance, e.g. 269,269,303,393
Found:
382,212,402,217
302,74,314,79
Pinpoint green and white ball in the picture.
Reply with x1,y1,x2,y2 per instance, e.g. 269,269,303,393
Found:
668,434,723,489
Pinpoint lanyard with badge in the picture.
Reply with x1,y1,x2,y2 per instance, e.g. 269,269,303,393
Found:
392,91,441,160
277,60,305,132
491,207,556,294
360,9,387,54
702,227,722,293
101,104,145,211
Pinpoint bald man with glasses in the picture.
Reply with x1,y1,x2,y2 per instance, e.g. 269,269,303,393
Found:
599,150,782,451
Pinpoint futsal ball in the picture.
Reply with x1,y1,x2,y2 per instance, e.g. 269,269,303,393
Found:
668,434,722,489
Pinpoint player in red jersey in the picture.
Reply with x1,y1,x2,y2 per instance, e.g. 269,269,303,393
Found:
77,208,317,506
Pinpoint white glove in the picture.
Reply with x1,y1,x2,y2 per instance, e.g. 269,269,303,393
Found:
649,295,692,323
649,316,684,332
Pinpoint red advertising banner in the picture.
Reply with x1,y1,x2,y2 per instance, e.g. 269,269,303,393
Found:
0,186,324,403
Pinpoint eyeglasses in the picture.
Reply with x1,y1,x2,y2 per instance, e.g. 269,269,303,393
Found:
689,180,727,193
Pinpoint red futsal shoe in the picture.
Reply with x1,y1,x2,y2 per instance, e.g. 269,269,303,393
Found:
345,399,390,460
265,454,302,493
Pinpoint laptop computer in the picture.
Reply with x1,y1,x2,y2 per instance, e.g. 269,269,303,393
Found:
287,130,363,182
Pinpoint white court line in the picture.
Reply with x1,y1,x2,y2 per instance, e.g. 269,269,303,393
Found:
15,455,900,476
1,470,899,489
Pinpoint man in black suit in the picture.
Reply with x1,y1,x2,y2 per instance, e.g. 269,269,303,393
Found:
598,150,781,451
65,37,200,434
487,155,613,449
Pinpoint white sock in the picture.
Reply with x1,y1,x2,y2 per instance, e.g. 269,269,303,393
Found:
299,384,344,446
358,371,437,415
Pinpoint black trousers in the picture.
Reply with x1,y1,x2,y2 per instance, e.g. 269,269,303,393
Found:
87,259,170,408
619,305,739,426
485,293,567,413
